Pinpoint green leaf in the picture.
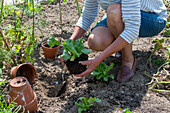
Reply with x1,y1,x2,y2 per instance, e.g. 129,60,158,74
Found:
91,71,99,76
109,74,114,79
61,39,90,61
14,44,21,53
123,108,132,113
78,108,83,113
81,49,91,54
47,37,60,48
26,56,31,62
92,62,114,81
88,97,101,105
96,74,102,80
26,47,31,55
61,50,71,60
103,76,108,81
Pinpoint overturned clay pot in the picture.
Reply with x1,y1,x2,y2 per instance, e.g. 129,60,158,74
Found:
10,63,36,84
9,77,38,113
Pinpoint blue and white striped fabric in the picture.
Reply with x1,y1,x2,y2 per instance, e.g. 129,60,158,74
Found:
76,0,167,43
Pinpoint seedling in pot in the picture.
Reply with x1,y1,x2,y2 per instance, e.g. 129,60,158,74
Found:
75,97,101,113
46,37,60,48
61,38,91,74
41,37,60,59
91,62,114,82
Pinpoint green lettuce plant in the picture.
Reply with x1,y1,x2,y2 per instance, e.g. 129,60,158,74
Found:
61,38,91,61
75,97,101,113
91,62,114,81
123,108,132,113
46,37,60,48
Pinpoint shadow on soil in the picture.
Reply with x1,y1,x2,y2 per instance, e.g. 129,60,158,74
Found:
55,50,165,113
32,35,166,112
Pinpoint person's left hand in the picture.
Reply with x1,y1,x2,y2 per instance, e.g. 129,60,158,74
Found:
74,58,102,77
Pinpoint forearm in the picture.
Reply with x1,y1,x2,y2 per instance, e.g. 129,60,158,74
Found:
70,26,86,41
97,36,129,62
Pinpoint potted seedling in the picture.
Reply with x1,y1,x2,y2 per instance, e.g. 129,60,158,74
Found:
75,97,101,113
41,37,60,59
61,38,91,74
91,62,114,82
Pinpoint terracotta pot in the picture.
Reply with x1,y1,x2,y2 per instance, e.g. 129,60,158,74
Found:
10,63,36,83
41,41,60,59
9,77,38,113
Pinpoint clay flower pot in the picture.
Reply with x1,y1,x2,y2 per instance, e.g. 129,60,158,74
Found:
9,77,38,113
10,63,36,84
41,41,60,59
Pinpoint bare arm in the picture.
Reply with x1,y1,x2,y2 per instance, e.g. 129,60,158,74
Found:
97,36,128,62
70,26,86,41
75,36,129,77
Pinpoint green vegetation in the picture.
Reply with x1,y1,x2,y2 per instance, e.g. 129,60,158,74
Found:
123,108,132,113
92,62,114,81
75,97,101,113
0,79,25,113
61,38,91,61
46,37,60,48
0,0,47,75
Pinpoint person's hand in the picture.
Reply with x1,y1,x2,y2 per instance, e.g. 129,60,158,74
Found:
74,58,102,77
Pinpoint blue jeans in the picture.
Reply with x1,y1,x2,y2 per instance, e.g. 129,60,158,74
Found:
92,11,166,37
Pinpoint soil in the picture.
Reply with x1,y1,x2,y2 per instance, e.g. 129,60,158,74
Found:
44,43,58,48
2,0,170,113
66,53,88,74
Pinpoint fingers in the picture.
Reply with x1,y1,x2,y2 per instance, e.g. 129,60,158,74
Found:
74,68,92,77
79,60,90,66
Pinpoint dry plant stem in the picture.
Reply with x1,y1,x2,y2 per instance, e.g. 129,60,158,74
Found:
32,0,35,40
59,2,63,33
155,62,170,75
0,28,10,51
144,71,158,85
0,28,17,66
2,57,12,68
163,68,169,75
149,81,170,93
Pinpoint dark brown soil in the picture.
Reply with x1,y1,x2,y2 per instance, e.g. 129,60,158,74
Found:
2,0,170,113
66,53,88,74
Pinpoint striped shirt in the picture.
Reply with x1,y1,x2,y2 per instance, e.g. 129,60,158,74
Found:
76,0,167,43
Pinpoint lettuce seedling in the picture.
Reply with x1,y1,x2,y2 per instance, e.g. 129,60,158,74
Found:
47,37,60,48
61,39,91,61
123,108,132,113
91,62,114,81
75,97,101,113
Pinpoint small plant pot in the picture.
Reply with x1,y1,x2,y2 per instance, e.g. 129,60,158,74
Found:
10,63,36,84
9,77,38,113
65,53,88,74
41,41,60,59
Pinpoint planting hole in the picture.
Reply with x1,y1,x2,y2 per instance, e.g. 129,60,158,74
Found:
56,81,67,97
22,79,26,83
17,80,21,84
